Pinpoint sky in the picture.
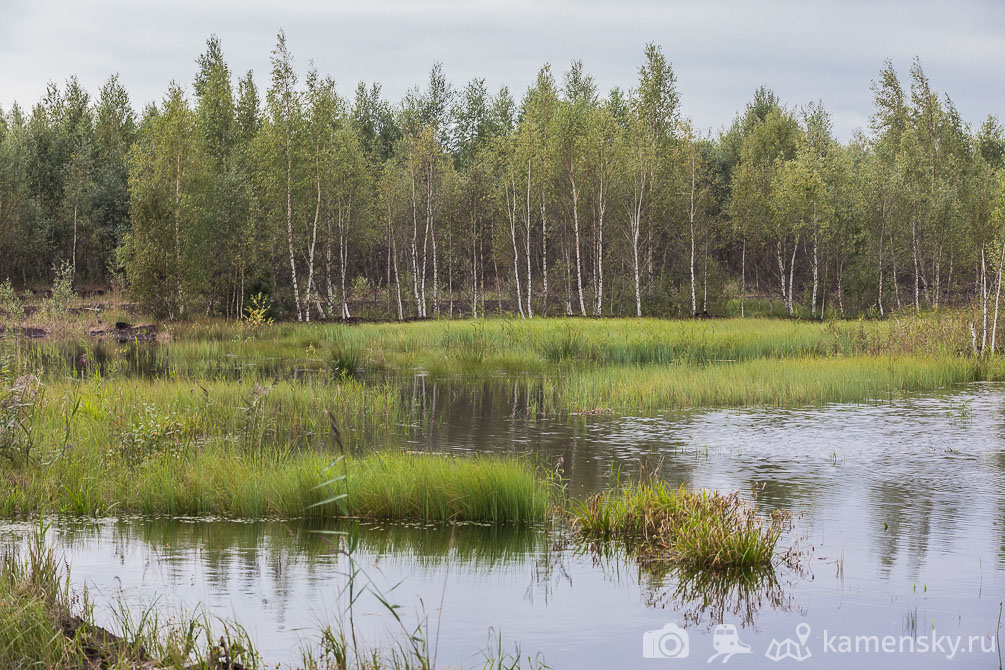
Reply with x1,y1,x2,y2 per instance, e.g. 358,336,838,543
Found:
1,0,1003,140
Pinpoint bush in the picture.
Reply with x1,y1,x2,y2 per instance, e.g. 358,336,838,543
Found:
0,374,42,467
44,261,75,316
242,292,274,330
0,280,24,322
111,404,185,465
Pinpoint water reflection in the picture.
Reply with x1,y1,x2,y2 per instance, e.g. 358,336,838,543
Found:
581,543,797,629
19,339,331,381
4,518,800,667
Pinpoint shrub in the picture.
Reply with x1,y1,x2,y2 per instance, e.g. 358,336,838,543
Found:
0,280,24,322
0,374,42,466
243,292,274,330
111,404,184,465
44,261,75,316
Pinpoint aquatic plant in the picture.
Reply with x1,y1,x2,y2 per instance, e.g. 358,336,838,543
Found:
557,354,991,411
1,440,553,523
572,481,789,570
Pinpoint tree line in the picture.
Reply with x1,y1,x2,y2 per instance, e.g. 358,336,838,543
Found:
2,32,1005,328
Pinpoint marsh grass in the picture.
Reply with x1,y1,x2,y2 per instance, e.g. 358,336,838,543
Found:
18,314,995,413
1,348,552,522
2,312,998,525
554,354,996,411
2,445,552,522
19,316,919,380
310,317,889,374
0,373,43,467
0,520,86,668
572,481,789,570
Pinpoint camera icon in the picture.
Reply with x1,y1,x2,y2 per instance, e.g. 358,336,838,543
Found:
642,622,690,659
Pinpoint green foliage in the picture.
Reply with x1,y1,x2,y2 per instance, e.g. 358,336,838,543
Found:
0,280,24,322
44,260,75,316
111,403,184,465
242,292,274,329
0,374,42,467
3,39,1003,323
125,84,211,318
573,481,790,570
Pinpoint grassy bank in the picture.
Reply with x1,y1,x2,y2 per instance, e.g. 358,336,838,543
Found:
159,314,958,377
0,367,550,521
3,312,996,523
14,313,968,379
1,446,551,522
15,313,997,410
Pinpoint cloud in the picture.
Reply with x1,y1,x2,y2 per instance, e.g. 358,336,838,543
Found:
1,0,1002,139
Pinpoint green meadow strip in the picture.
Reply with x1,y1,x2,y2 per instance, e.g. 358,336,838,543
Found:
1,447,552,522
14,314,962,380
555,354,997,412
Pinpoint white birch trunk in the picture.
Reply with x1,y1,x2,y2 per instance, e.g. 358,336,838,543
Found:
568,165,587,316
506,169,525,318
992,241,1005,354
525,160,533,318
688,155,697,316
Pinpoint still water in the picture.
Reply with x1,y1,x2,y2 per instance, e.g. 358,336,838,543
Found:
3,381,1004,668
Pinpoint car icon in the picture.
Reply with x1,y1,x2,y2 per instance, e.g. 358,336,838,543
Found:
708,624,753,663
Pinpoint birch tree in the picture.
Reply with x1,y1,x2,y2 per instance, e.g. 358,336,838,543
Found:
554,60,597,316
263,31,307,320
126,85,209,317
624,44,677,316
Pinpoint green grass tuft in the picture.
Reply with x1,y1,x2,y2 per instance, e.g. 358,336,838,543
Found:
572,481,789,570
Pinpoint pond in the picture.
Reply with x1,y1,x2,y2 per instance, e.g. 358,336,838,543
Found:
2,379,1003,668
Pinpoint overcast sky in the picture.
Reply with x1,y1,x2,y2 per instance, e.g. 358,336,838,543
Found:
1,0,1003,139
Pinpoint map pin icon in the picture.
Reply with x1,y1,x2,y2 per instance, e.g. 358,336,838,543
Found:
796,623,811,646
